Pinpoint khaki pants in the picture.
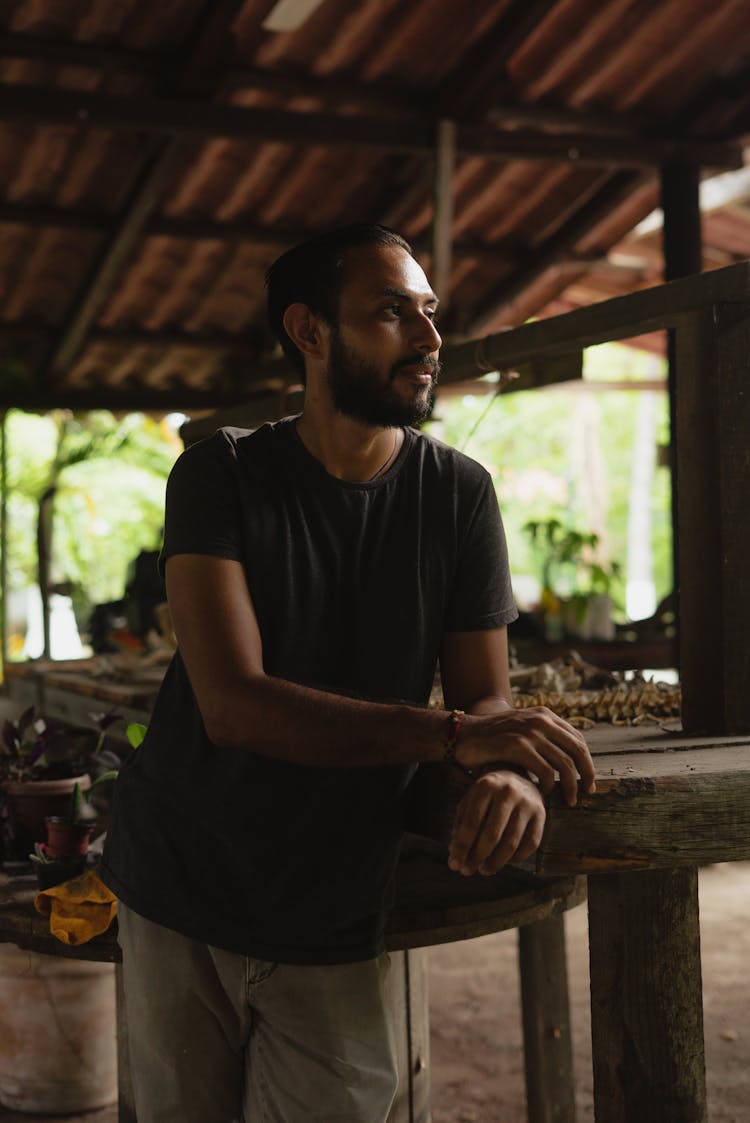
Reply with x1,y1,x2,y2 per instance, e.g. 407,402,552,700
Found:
117,904,398,1123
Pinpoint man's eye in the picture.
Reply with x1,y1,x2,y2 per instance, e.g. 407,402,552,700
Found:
386,304,402,316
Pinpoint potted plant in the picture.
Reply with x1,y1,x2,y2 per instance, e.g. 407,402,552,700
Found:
0,706,94,859
523,519,621,641
36,719,143,882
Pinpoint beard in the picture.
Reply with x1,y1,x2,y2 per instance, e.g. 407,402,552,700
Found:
327,329,440,427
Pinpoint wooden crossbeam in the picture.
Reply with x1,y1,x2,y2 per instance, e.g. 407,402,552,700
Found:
0,201,520,264
0,32,166,73
0,30,661,139
0,83,741,170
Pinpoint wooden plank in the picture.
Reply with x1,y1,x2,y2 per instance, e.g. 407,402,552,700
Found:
0,83,741,170
454,261,750,373
536,761,750,874
587,869,706,1123
662,162,703,281
518,914,577,1123
386,838,586,949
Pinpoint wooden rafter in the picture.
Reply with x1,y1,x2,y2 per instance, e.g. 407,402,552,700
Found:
0,30,655,138
0,83,741,171
435,0,560,118
40,0,249,383
0,202,523,264
466,171,651,335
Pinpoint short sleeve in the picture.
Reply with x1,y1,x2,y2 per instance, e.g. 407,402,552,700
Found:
158,433,243,576
444,472,518,632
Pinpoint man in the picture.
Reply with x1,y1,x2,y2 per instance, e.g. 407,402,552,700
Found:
101,224,595,1123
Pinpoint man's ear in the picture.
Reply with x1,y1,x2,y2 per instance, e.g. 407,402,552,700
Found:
283,303,328,362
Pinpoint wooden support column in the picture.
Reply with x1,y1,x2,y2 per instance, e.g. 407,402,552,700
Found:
0,411,7,681
115,962,137,1123
518,914,576,1123
674,302,750,733
661,161,702,649
387,948,431,1123
587,869,706,1123
432,119,456,307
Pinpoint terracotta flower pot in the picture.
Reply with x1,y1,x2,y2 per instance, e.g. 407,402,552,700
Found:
44,816,96,858
3,774,91,857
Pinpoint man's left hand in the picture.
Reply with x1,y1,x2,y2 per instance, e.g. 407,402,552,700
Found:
448,769,546,876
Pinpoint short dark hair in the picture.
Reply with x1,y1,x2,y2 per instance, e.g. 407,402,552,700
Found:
265,224,413,380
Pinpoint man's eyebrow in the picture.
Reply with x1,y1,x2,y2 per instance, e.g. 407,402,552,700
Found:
378,286,440,306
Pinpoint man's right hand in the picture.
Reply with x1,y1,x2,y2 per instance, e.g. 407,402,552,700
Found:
458,706,596,807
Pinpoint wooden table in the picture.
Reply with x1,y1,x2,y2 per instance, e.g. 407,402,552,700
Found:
8,659,749,1121
537,724,750,1123
0,841,585,1123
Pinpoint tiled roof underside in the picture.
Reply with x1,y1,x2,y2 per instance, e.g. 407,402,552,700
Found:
0,0,747,410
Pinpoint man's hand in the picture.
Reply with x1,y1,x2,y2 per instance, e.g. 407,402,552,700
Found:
448,769,546,876
458,706,596,807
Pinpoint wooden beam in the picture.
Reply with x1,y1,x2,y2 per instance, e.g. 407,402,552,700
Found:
0,32,166,74
674,304,750,734
0,84,741,170
431,120,456,306
0,202,520,266
451,261,750,371
0,383,285,413
537,734,750,874
487,99,651,138
661,160,702,674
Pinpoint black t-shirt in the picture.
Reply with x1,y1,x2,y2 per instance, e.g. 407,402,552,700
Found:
101,419,517,963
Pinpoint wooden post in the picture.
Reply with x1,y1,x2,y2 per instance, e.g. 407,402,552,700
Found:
674,303,750,733
587,869,706,1123
661,161,702,660
115,962,138,1123
518,914,576,1123
0,410,7,682
387,948,431,1123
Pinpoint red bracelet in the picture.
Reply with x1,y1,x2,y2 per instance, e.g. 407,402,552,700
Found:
442,709,474,778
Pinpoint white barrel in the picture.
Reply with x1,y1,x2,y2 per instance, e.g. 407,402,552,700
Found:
0,944,117,1112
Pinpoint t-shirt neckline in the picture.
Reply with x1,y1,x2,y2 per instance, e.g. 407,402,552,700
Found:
283,416,414,490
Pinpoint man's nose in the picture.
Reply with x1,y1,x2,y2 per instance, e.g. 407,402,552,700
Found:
413,314,442,354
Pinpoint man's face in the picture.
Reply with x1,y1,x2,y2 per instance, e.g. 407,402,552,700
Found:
324,244,442,427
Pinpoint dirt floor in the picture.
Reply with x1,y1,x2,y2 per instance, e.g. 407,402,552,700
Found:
1,862,748,1123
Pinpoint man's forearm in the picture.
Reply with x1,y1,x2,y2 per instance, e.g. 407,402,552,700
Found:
203,669,451,767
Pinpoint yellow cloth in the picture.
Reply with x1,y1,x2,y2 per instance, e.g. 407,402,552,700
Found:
34,868,118,946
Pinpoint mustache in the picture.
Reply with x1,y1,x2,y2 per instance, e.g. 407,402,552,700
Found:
392,356,442,380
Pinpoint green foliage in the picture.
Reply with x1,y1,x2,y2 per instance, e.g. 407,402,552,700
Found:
4,409,181,634
126,723,147,749
522,519,620,598
435,342,672,615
